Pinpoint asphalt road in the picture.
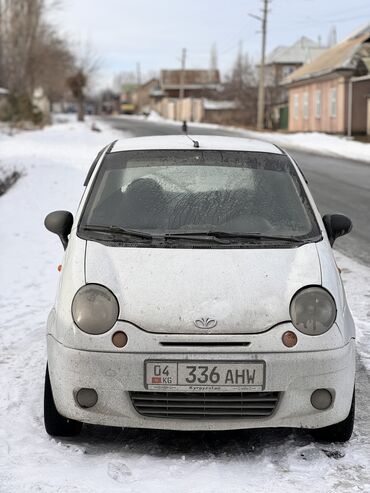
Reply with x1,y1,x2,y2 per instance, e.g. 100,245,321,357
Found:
103,116,370,266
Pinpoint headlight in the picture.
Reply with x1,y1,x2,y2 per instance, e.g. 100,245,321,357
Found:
72,284,119,334
290,286,336,336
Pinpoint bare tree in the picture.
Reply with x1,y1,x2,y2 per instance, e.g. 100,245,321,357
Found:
0,0,75,121
33,27,75,103
0,0,44,94
223,45,258,125
67,44,99,121
113,71,137,93
66,70,86,121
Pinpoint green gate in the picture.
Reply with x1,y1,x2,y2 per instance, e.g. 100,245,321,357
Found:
279,106,289,129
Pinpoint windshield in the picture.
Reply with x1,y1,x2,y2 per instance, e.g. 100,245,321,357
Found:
78,149,320,245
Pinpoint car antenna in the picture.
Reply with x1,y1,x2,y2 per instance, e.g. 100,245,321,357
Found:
182,120,199,148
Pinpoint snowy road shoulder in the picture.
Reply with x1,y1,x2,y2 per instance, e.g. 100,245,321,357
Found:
0,116,369,493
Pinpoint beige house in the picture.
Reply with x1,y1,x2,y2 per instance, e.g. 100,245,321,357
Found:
283,26,370,135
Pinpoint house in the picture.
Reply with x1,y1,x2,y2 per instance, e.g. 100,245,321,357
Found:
263,36,327,128
160,69,220,98
131,78,163,113
283,25,370,135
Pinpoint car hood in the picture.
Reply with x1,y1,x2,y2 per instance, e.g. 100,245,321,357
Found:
85,242,321,334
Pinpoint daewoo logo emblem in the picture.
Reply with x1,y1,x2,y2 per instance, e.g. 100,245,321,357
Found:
194,317,217,329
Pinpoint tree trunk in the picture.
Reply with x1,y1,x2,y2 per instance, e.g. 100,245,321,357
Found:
77,95,84,122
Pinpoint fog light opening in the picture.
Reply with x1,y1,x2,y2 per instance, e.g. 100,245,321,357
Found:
112,331,128,348
76,388,98,408
282,331,298,348
311,389,332,410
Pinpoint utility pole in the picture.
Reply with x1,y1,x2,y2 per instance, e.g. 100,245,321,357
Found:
179,48,186,121
136,62,141,85
136,62,142,112
179,48,186,99
250,0,269,130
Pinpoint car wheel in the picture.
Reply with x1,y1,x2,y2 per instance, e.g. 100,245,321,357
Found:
44,364,82,437
311,390,355,443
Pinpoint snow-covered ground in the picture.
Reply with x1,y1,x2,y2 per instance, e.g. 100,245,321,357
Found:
236,129,370,165
0,116,370,493
127,111,370,164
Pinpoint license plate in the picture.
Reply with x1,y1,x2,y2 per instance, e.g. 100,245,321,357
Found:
145,361,265,391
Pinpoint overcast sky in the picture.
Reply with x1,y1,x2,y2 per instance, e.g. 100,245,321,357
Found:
49,0,370,89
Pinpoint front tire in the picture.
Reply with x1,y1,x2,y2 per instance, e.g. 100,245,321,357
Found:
44,364,82,437
311,391,355,443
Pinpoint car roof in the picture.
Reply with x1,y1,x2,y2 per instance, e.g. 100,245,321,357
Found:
111,135,283,154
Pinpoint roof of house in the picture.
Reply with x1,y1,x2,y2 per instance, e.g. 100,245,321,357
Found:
283,25,370,85
160,69,220,89
139,78,159,89
111,135,282,154
265,36,327,65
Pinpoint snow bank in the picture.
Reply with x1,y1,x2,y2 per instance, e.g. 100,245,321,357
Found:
0,116,370,492
235,129,370,164
334,252,370,373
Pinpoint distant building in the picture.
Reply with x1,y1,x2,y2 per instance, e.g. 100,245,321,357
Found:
264,36,327,128
160,69,220,98
131,78,163,113
265,37,327,85
283,25,370,135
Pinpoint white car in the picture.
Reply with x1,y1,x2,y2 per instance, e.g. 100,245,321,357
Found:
44,135,355,442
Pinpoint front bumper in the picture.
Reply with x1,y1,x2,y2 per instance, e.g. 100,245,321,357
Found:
47,335,355,431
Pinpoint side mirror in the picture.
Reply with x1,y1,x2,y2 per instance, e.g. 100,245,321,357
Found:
322,213,352,246
44,210,73,250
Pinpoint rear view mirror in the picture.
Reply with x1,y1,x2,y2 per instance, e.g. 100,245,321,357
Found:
44,210,73,250
322,214,352,246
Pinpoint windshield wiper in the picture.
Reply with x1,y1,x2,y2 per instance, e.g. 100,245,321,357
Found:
209,231,306,242
83,225,152,240
164,232,229,244
165,231,305,243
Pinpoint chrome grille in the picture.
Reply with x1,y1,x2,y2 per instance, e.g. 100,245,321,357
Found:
130,391,280,419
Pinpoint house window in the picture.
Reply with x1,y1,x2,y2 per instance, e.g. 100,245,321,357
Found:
282,65,294,78
293,94,299,120
315,90,321,118
303,92,309,120
330,88,337,118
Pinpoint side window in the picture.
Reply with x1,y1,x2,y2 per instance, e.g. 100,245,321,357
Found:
303,92,309,120
282,65,294,78
315,90,321,118
83,146,108,186
330,88,337,118
293,94,299,120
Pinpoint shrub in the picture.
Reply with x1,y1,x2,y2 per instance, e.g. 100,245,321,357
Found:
1,94,43,125
0,166,23,196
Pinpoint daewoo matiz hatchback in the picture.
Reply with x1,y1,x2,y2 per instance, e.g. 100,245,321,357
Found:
44,135,355,442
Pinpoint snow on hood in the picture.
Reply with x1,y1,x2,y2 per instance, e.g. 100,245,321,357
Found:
85,242,321,334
